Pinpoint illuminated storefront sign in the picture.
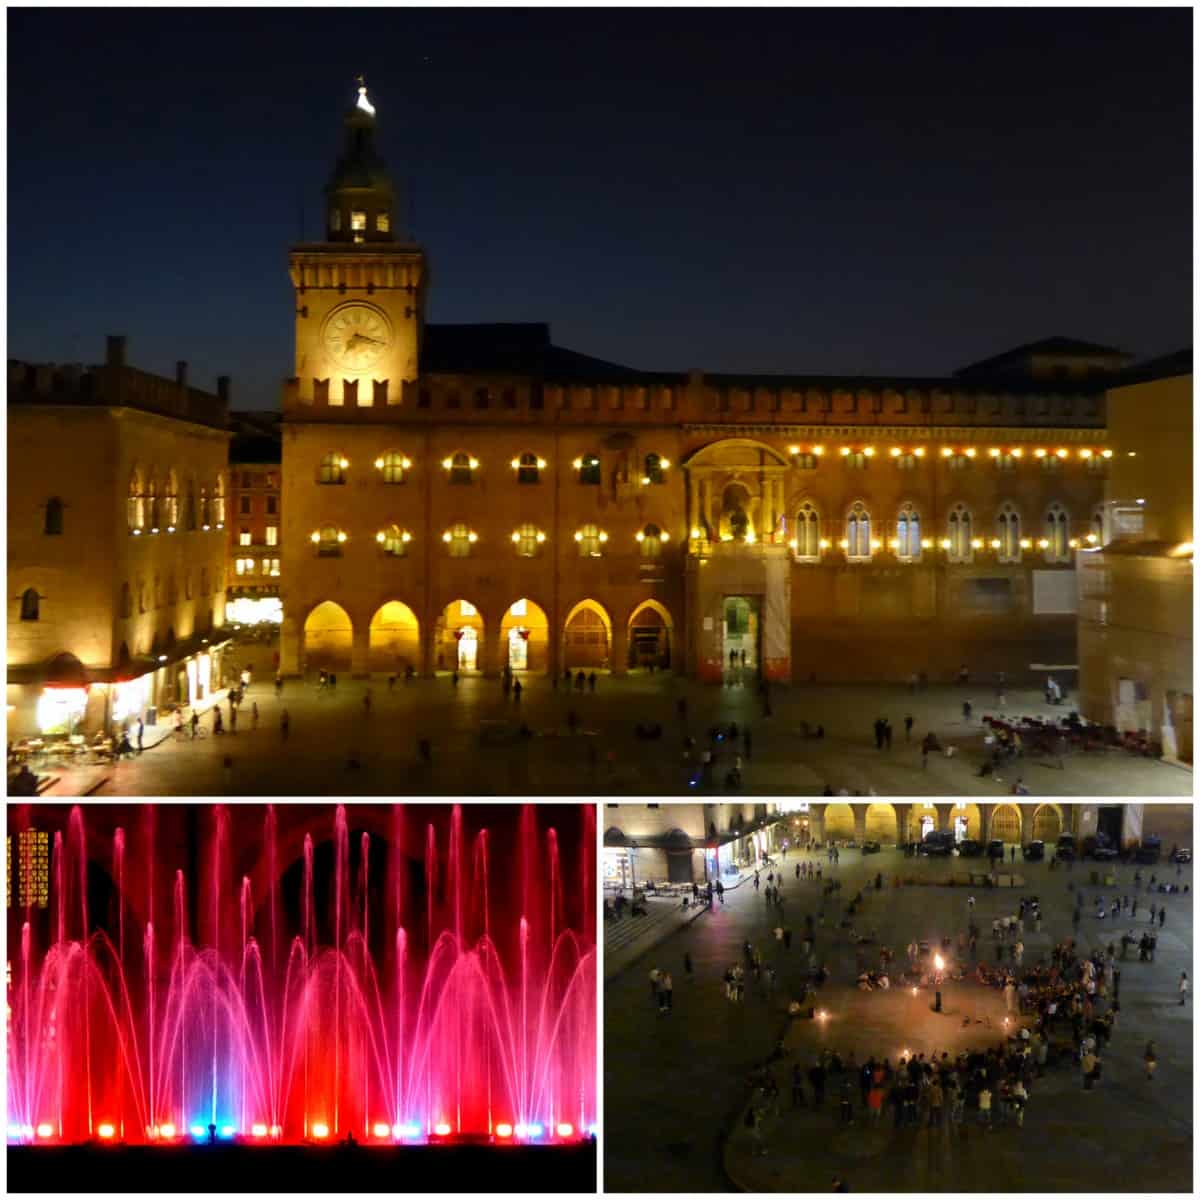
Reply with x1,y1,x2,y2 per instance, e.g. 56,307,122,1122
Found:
227,596,283,626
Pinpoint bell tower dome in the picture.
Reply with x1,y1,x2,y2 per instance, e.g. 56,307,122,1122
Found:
325,81,396,243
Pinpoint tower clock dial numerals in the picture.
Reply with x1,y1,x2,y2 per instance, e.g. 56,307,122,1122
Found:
321,303,392,371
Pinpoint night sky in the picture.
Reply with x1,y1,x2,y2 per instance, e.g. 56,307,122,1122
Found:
8,8,1192,409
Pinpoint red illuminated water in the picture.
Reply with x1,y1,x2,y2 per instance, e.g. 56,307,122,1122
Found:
6,804,596,1145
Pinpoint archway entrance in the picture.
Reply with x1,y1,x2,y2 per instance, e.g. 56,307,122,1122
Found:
824,803,854,841
951,803,982,842
722,595,759,678
907,804,938,842
1032,804,1062,842
990,804,1021,844
368,601,420,674
500,598,549,673
562,600,612,670
436,600,484,673
864,803,897,844
627,601,672,670
303,601,353,673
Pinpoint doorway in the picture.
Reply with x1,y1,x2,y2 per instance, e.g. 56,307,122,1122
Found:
920,815,934,840
507,627,528,671
954,815,968,842
722,595,759,681
457,627,478,671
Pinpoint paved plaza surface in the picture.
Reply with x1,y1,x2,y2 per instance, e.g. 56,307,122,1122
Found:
40,641,1191,795
603,845,1193,1192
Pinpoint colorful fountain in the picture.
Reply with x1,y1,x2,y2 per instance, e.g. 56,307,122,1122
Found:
6,804,596,1146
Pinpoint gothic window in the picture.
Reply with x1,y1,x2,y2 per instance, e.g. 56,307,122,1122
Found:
185,480,197,530
350,211,367,231
445,522,473,557
315,526,344,558
896,504,921,561
1090,508,1105,547
948,504,973,563
378,524,408,558
165,471,179,527
846,502,872,560
793,453,819,471
516,452,541,484
639,523,664,558
318,453,347,485
44,497,64,536
20,588,39,622
213,474,226,525
946,452,971,471
127,468,145,531
793,503,821,560
993,452,1018,473
644,453,666,484
375,212,390,233
1039,453,1062,474
449,452,475,484
578,454,601,485
1044,504,1071,563
147,474,161,529
844,451,868,470
576,523,604,557
895,453,918,470
379,451,409,484
200,487,211,527
997,504,1022,563
513,523,543,557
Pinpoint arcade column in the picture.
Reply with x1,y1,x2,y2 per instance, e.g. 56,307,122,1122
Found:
611,619,629,678
808,803,826,846
935,804,955,833
280,613,302,676
420,614,437,678
978,803,995,844
893,803,911,847
482,623,502,679
1018,803,1035,847
350,621,370,678
852,803,869,845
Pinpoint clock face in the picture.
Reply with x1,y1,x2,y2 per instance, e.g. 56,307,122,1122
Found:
321,303,392,371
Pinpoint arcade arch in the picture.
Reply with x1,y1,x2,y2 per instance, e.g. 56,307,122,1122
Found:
562,599,612,670
435,599,484,672
627,600,673,670
368,601,420,674
990,803,1021,843
303,601,353,673
1032,803,1063,842
499,598,550,673
864,803,897,844
824,803,854,841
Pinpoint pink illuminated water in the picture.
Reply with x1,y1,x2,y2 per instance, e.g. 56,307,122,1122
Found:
6,804,596,1145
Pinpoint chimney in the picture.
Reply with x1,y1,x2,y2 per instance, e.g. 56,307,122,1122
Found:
217,376,231,406
106,335,127,368
176,361,189,388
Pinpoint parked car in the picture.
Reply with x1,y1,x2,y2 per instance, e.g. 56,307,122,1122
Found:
920,831,956,856
1022,840,1045,861
861,840,882,855
1171,847,1191,864
986,839,1005,861
957,839,984,857
1055,834,1077,862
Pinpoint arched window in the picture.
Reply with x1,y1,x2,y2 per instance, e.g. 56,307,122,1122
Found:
44,497,64,536
168,573,178,604
127,468,145,531
147,473,161,530
213,474,226,525
895,453,918,471
318,453,346,485
20,588,39,621
378,523,409,557
200,486,211,528
164,471,179,527
846,502,872,560
513,522,544,557
1039,452,1062,474
576,523,604,557
200,568,209,596
639,523,666,558
896,504,921,561
183,572,192,600
996,504,1022,563
946,452,971,471
578,453,601,485
947,504,973,563
793,502,821,560
378,451,409,484
445,522,473,557
1044,504,1071,562
644,453,666,484
185,479,197,530
1089,508,1105,548
515,452,541,484
844,451,868,470
993,452,1017,473
138,580,148,614
315,525,343,557
449,452,474,485
793,452,819,471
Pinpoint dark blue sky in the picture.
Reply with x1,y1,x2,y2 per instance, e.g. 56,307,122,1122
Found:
8,8,1192,409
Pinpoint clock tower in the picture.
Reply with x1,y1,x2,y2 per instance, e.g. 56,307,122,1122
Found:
288,83,426,407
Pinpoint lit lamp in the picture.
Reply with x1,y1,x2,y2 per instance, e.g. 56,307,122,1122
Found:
788,445,800,456
914,447,925,458
535,531,545,543
468,457,479,470
941,447,953,457
990,538,1001,549
1055,448,1069,459
336,531,347,543
818,538,831,549
988,448,1000,458
971,538,983,550
660,530,670,542
1011,448,1023,458
598,531,608,543
921,538,933,549
310,532,320,543
889,447,901,457
788,538,799,550
840,447,851,457
572,457,583,470
940,538,951,550
376,531,386,543
1080,449,1092,459
838,538,849,549
573,531,583,542
443,531,452,543
659,458,670,469
511,531,521,543
964,447,977,458
339,458,349,470
402,531,412,543
635,531,645,542
1101,449,1113,459
812,445,825,456
467,531,478,543
441,457,453,470
1085,533,1098,544
536,458,547,469
1020,538,1032,549
1033,448,1047,458
510,457,521,470
375,457,385,469
862,446,876,457
691,527,702,539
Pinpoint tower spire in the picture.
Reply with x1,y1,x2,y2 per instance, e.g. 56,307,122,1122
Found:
324,81,394,242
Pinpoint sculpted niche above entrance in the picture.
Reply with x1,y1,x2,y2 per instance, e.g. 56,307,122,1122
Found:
684,438,791,546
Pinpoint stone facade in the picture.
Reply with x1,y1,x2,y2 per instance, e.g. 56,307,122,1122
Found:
7,338,231,735
227,412,283,607
279,89,1122,685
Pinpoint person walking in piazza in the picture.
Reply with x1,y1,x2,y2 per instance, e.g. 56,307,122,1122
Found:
1144,1041,1158,1079
1179,972,1188,1006
659,971,673,1014
648,967,662,1007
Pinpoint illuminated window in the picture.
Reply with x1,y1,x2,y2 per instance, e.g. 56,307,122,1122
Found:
639,523,665,558
446,522,473,557
947,453,970,471
578,454,601,485
44,497,64,536
997,504,1022,563
15,829,50,908
266,526,278,546
318,453,346,485
376,212,390,233
350,211,367,231
948,504,973,562
896,504,921,561
239,528,252,547
213,475,225,524
128,468,145,530
235,558,256,575
266,495,278,515
19,588,39,621
516,452,541,484
513,523,542,557
577,523,604,557
793,453,819,471
449,452,474,485
165,471,179,526
793,502,820,559
895,453,917,471
200,486,211,526
379,524,408,557
1044,504,1071,563
994,453,1017,473
147,474,161,528
264,558,280,577
644,453,666,484
846,502,872,559
1040,454,1061,474
185,481,197,530
316,525,343,557
378,451,409,484
845,452,868,470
